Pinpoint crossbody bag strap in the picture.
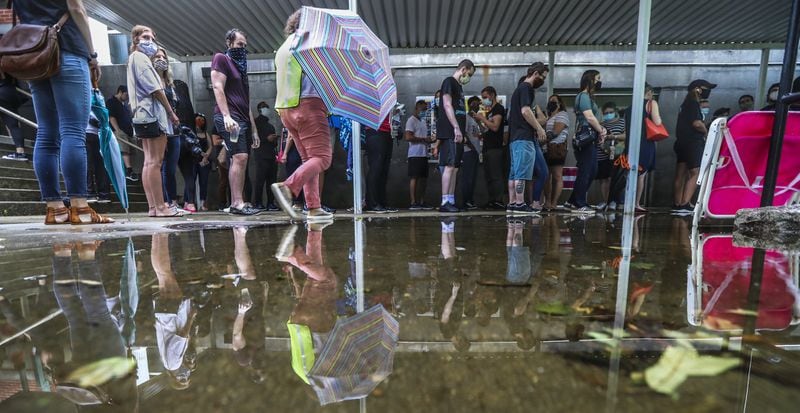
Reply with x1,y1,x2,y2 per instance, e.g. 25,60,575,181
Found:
54,12,70,32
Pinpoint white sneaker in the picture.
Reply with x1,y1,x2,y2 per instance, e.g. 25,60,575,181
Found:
572,206,596,215
595,202,607,211
608,201,617,211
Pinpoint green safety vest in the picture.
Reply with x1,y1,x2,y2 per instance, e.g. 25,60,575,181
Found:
275,35,303,110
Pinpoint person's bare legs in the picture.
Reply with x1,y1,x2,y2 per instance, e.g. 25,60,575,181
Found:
441,166,457,204
409,178,417,205
142,136,169,215
600,178,611,205
681,167,700,206
151,233,181,299
229,153,249,209
233,227,256,280
509,180,526,205
673,162,687,206
636,173,647,208
547,165,564,208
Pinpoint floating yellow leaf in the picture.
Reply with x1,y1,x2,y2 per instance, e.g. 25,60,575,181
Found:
640,346,740,395
66,357,136,388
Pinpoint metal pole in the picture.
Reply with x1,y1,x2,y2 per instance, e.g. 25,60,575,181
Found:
608,1,651,411
760,0,800,207
349,0,363,215
621,0,651,217
547,50,556,99
755,49,770,110
354,219,365,313
0,105,37,129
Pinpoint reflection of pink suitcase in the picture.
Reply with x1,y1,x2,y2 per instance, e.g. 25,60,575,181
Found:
563,167,577,190
687,234,800,331
694,112,800,224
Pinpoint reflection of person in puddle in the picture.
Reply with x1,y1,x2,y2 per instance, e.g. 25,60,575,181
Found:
434,219,470,351
506,219,532,285
151,233,198,391
230,281,270,384
276,223,339,382
504,219,545,350
51,241,139,409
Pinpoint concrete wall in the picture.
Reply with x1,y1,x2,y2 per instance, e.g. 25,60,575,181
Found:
15,49,789,209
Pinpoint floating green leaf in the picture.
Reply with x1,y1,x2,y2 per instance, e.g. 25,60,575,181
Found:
534,302,571,315
630,262,656,270
571,265,602,271
639,346,740,395
66,357,136,388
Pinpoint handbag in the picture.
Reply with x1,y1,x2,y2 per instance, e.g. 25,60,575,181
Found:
645,100,669,141
573,124,597,150
0,1,69,81
132,107,161,138
546,141,568,160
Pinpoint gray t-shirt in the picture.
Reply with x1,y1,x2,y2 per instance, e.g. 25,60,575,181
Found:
546,111,570,144
127,51,169,136
405,115,429,158
464,115,482,152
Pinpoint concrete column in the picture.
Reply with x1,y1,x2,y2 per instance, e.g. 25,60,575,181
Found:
756,48,770,109
547,50,556,99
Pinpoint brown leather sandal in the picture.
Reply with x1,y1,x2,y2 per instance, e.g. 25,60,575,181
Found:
69,206,115,225
45,206,71,225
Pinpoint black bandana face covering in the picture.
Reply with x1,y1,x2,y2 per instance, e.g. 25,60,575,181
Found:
226,47,248,75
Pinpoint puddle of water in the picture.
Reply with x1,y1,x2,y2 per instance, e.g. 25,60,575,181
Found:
0,215,798,412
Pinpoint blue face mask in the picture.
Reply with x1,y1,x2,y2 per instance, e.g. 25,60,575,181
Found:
138,40,158,57
701,108,711,118
603,113,616,122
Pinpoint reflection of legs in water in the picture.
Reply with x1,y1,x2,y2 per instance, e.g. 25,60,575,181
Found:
233,227,256,280
52,243,125,370
232,288,253,351
506,220,524,248
441,220,456,260
151,233,181,300
285,229,334,282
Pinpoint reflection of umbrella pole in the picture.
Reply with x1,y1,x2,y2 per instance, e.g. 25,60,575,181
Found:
354,219,366,313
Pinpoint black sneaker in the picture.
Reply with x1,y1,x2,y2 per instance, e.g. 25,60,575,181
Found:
439,202,460,213
419,203,435,210
229,205,262,216
97,195,112,204
514,204,541,215
384,206,399,213
265,203,281,212
365,205,388,214
464,202,478,210
506,203,519,214
126,170,140,182
322,205,337,214
409,203,423,211
488,201,506,210
2,152,28,161
670,204,683,213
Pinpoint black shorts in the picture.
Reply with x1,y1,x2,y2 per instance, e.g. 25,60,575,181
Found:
213,113,251,156
438,138,463,168
408,157,429,178
595,158,613,180
674,138,704,169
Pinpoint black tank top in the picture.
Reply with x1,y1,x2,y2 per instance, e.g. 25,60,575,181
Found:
13,0,91,61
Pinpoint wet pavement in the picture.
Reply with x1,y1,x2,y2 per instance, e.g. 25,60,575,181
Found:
0,212,798,412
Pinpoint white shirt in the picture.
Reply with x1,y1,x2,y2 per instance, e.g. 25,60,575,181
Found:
405,115,429,158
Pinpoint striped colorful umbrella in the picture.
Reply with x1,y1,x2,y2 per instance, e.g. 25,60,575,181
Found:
292,6,396,130
307,304,399,405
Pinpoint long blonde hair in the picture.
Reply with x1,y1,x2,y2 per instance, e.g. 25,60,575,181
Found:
153,47,174,87
129,25,155,54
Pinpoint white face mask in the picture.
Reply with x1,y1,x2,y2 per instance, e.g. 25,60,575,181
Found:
259,108,269,117
459,74,471,85
769,90,779,102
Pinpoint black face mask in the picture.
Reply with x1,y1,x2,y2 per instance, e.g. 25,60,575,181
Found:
546,101,559,115
532,76,545,89
594,80,603,91
700,88,711,99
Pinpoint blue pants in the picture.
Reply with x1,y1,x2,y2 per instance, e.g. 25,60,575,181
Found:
162,134,181,202
30,53,91,201
569,143,598,208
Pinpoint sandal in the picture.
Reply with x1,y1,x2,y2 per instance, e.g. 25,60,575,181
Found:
45,206,71,225
69,206,115,225
153,205,184,218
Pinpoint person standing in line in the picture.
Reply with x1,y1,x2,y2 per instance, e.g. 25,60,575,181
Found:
761,83,780,110
105,85,139,181
436,59,476,213
623,84,661,213
595,102,625,211
251,101,280,211
182,114,212,212
85,73,110,203
364,115,395,213
672,79,715,213
405,100,434,210
473,86,506,209
211,28,262,216
461,96,484,210
272,9,334,222
567,70,607,214
506,62,549,215
127,25,181,218
543,95,569,211
0,75,30,161
152,47,183,211
737,94,754,113
20,0,114,224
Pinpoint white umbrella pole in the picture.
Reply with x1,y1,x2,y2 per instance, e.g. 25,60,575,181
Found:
349,0,363,215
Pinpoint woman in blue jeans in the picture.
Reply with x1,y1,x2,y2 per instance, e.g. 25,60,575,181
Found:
568,70,607,214
20,0,113,224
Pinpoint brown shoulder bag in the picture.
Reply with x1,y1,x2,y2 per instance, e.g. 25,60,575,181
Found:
0,0,70,81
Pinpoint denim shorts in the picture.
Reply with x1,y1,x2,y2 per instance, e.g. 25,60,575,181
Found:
213,113,251,156
509,140,536,180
